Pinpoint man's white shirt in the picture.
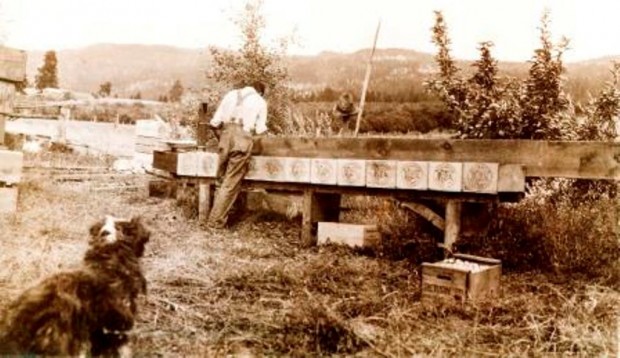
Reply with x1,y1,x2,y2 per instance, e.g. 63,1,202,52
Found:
210,86,268,134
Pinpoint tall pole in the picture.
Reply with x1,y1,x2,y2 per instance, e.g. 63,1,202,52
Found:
354,19,381,137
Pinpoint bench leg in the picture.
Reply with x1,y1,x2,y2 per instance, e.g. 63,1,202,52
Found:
198,180,214,222
443,200,462,255
301,190,341,247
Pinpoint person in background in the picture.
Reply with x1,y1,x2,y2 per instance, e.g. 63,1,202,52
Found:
332,92,358,135
207,81,268,229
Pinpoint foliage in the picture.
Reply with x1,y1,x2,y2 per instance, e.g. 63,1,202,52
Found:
35,50,59,90
207,0,291,133
520,10,570,139
426,11,572,139
168,79,184,102
577,62,620,141
97,81,112,97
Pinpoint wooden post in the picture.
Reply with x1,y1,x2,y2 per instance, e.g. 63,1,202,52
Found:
197,102,209,148
444,200,462,254
198,179,214,222
301,189,341,247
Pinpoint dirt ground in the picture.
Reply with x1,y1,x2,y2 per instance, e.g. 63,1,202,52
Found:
0,154,617,357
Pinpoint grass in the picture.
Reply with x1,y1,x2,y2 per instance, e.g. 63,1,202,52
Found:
0,152,617,356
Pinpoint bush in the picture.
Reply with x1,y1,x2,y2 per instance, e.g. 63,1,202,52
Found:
457,180,619,278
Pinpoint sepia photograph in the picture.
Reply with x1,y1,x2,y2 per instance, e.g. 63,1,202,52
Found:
0,0,618,356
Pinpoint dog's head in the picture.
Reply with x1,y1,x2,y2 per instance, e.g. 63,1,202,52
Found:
89,216,150,257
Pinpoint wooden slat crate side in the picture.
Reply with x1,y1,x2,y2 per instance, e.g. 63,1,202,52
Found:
0,150,23,185
0,187,18,213
497,164,525,192
317,222,380,248
467,265,502,301
366,160,397,188
285,158,311,183
0,47,27,83
337,159,366,187
195,152,218,178
310,159,338,185
396,161,429,190
429,162,463,192
153,150,178,173
463,162,499,194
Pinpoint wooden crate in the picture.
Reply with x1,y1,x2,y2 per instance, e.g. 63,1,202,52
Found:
311,159,338,185
0,187,18,214
0,47,27,83
429,162,463,192
317,222,381,248
337,159,366,186
0,149,23,185
366,160,397,188
421,254,501,303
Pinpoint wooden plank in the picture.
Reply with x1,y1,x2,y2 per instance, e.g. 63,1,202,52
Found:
397,161,428,190
302,189,314,247
0,150,22,184
366,160,397,188
196,152,218,177
0,187,18,213
463,162,499,194
177,152,198,176
337,159,366,186
0,47,27,83
254,137,620,180
429,162,463,192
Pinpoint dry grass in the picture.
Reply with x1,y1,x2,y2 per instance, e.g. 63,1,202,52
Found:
0,153,617,356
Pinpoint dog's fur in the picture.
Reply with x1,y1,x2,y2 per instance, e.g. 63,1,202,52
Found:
0,216,150,356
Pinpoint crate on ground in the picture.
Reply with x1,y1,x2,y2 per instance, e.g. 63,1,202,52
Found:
317,222,381,248
0,187,18,214
421,253,501,304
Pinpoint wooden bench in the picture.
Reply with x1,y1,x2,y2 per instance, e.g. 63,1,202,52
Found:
151,137,619,249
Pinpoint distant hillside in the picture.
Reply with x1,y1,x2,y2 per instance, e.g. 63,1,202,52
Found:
25,44,619,101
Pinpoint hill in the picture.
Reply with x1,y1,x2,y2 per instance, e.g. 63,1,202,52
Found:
25,44,619,101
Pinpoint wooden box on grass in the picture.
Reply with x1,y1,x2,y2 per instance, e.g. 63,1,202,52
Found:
0,187,18,214
317,222,381,248
421,254,501,303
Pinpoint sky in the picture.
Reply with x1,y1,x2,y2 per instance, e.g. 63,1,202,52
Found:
1,0,619,62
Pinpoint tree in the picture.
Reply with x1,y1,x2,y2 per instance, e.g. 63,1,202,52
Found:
35,50,59,90
98,81,112,97
426,10,570,140
207,0,290,133
168,79,184,102
520,10,569,139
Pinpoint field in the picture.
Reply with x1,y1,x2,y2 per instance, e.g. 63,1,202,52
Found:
0,151,617,356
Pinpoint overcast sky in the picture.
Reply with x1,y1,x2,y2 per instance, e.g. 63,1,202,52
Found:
1,0,619,62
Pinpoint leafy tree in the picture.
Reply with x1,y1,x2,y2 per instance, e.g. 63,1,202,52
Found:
35,50,59,90
207,0,290,133
521,10,570,139
426,10,571,140
98,81,112,97
578,62,620,141
169,79,184,102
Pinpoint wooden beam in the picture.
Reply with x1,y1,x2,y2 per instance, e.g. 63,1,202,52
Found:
444,200,462,254
253,137,619,180
400,202,445,231
198,180,214,222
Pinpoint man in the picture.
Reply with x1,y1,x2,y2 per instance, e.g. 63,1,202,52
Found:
207,81,268,229
332,92,358,135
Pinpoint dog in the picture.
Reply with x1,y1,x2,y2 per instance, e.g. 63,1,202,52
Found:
0,216,150,356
